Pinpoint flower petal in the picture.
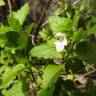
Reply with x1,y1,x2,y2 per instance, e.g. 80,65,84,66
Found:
55,38,67,52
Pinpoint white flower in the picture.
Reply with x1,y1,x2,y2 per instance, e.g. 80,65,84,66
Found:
54,32,67,52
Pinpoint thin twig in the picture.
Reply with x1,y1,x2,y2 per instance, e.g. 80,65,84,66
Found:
83,69,96,77
7,0,12,15
29,65,36,83
73,0,81,5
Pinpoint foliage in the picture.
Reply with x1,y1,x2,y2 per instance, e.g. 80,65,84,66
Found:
2,80,29,96
0,0,96,96
30,41,63,59
48,16,73,32
0,0,5,6
37,64,64,96
41,64,64,89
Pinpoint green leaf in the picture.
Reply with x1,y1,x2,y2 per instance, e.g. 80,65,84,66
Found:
30,42,63,59
0,26,13,34
18,32,28,50
15,54,28,64
8,16,21,32
37,85,55,96
76,41,96,63
0,0,5,6
0,66,10,75
41,64,64,89
18,24,33,50
24,23,33,35
0,34,8,47
12,3,29,25
66,57,85,73
72,13,79,30
0,48,14,65
1,64,25,88
72,28,86,42
48,16,72,32
86,26,96,35
2,80,29,96
6,32,19,47
17,24,33,50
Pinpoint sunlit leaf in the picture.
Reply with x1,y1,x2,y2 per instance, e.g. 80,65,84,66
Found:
30,42,63,59
37,85,55,96
1,64,25,88
2,80,29,96
0,26,13,34
12,3,29,25
0,0,5,6
41,64,64,89
48,16,72,32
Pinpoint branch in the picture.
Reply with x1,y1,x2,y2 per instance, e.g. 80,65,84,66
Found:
83,69,96,77
31,0,52,44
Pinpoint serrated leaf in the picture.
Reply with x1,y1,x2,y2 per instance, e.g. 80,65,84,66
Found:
76,41,96,63
0,26,13,34
0,0,5,6
12,3,29,25
2,80,29,96
41,64,64,89
30,43,63,59
1,64,25,88
37,85,55,96
48,16,72,32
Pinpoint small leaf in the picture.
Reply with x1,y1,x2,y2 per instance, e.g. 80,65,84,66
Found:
41,64,64,89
